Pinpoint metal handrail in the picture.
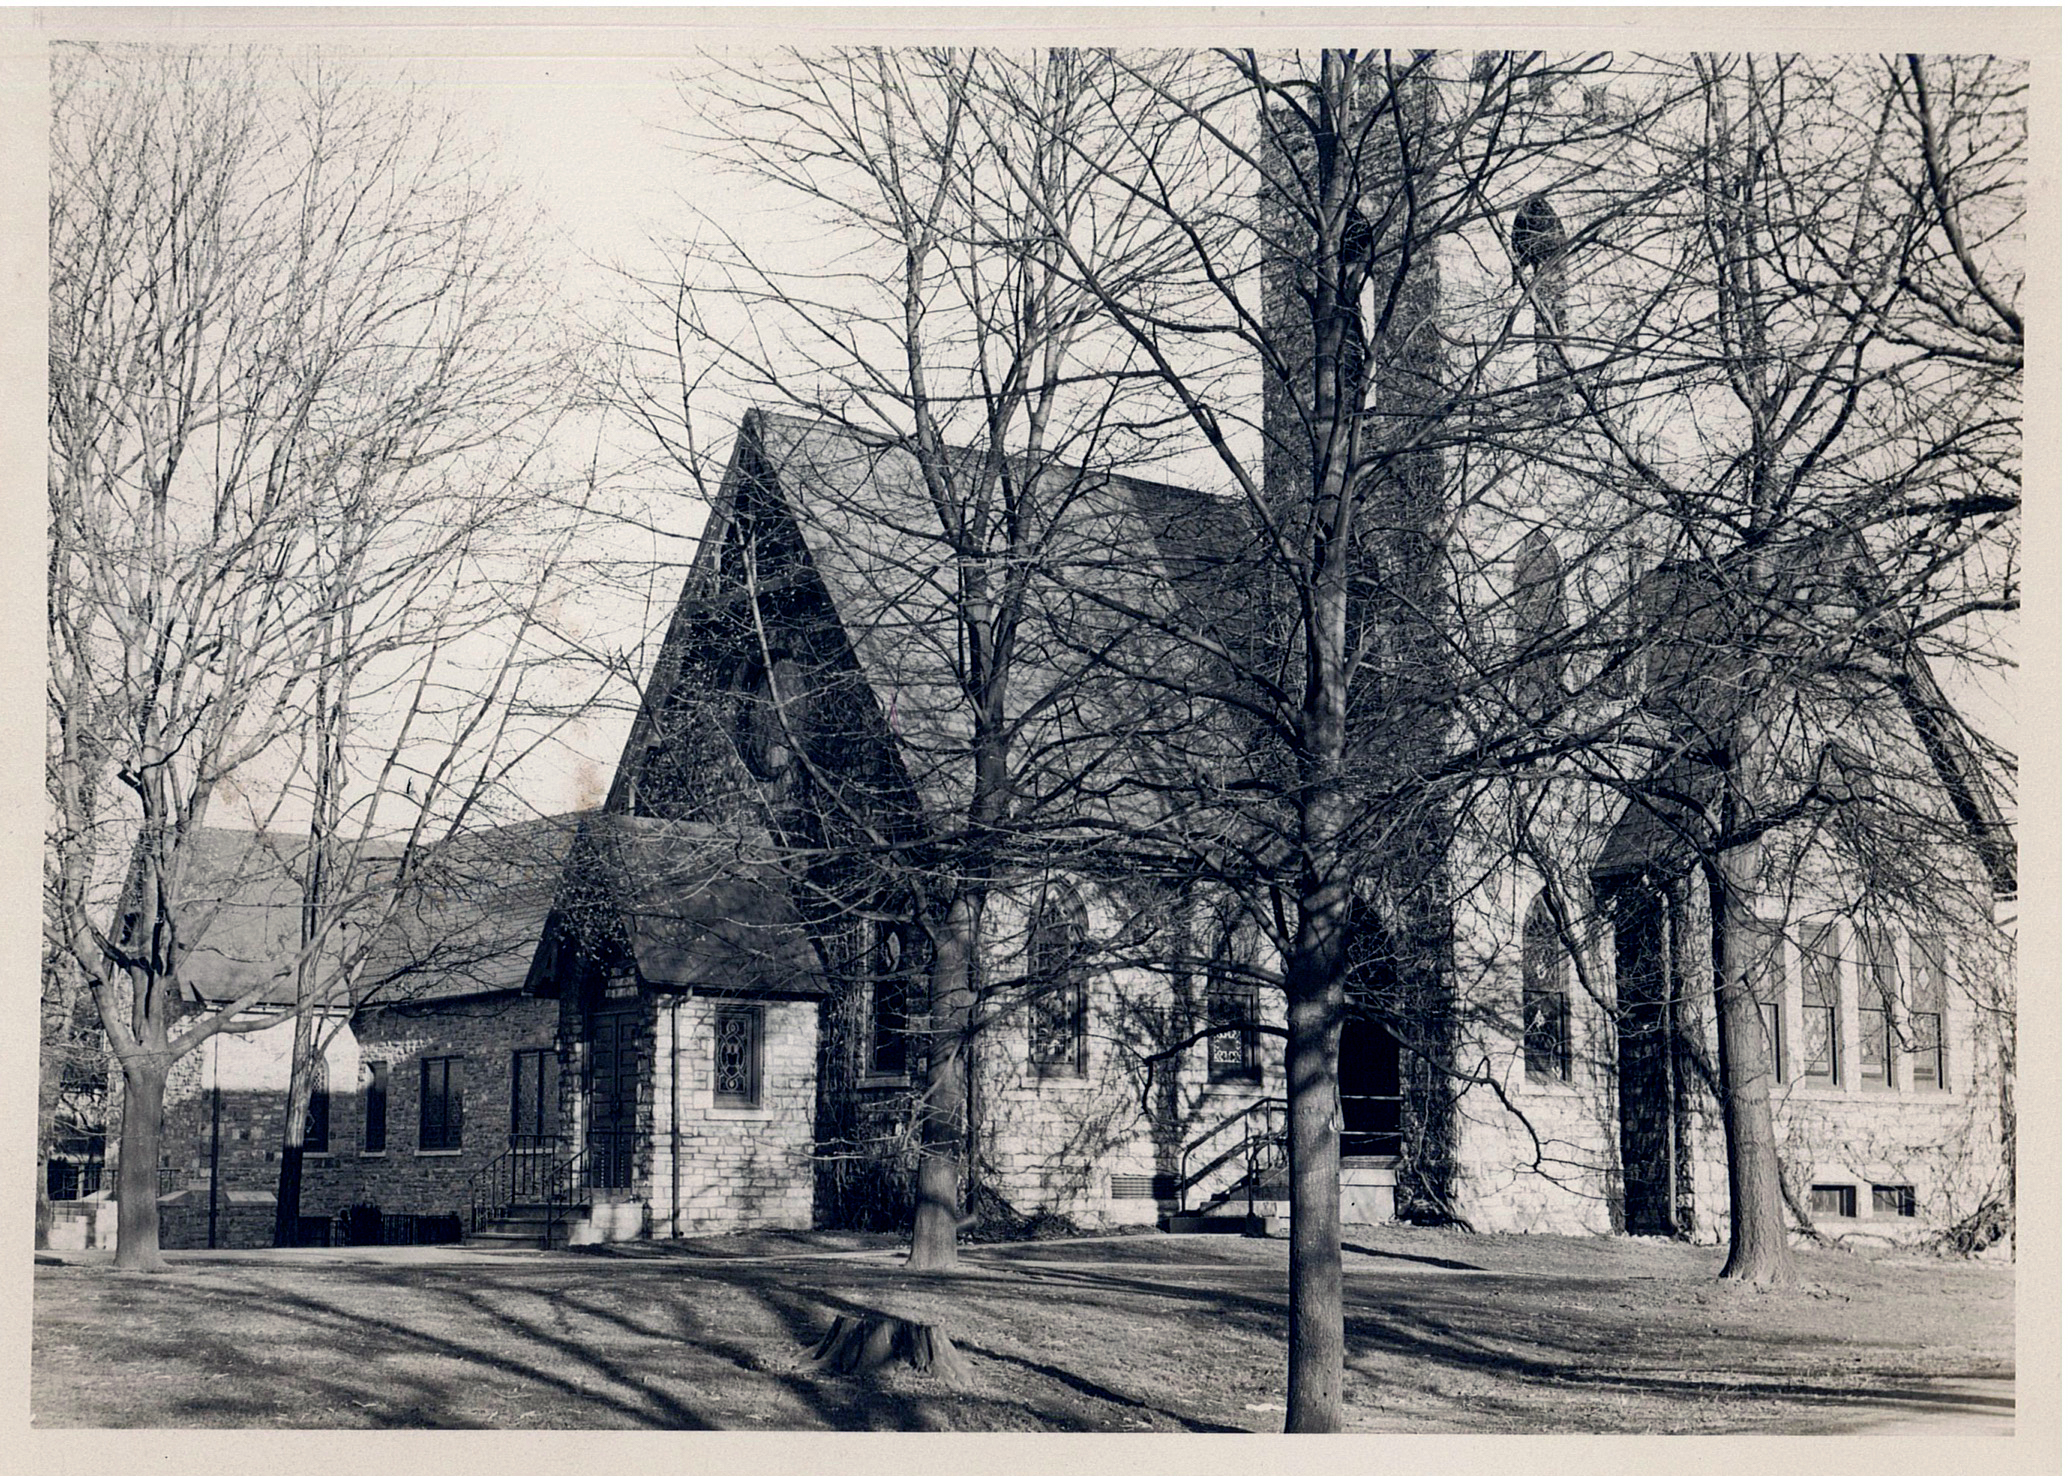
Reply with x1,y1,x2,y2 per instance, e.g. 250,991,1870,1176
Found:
467,1135,583,1241
1177,1096,1286,1214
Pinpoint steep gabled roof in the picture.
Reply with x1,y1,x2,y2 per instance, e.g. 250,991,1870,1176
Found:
175,814,586,1011
1598,547,2014,894
530,813,828,998
369,813,589,1002
721,410,1254,833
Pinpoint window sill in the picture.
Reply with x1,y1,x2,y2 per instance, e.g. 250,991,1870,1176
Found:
706,1104,773,1121
360,1151,387,1159
858,1072,911,1090
1031,1072,1092,1090
415,1148,464,1157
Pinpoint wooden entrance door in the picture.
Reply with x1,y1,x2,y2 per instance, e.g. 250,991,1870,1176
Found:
1614,890,1678,1236
587,1006,639,1190
1340,1015,1404,1158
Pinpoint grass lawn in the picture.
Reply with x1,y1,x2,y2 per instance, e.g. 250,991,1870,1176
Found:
32,1223,2014,1432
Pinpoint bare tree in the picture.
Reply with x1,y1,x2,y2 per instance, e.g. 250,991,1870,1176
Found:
992,46,1676,1429
1477,50,2021,1283
606,45,1251,1270
47,42,582,1269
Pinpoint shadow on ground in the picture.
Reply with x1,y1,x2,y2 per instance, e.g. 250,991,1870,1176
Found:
30,1231,2014,1433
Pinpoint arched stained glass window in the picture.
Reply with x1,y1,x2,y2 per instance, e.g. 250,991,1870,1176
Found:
1028,883,1088,1076
1522,891,1571,1083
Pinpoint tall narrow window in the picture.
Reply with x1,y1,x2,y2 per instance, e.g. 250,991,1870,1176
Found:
510,1049,557,1147
1910,934,1947,1091
870,923,909,1077
419,1056,464,1151
1861,929,1899,1091
1798,925,1839,1085
714,1007,762,1108
1512,192,1570,386
1028,883,1088,1076
1521,892,1571,1084
1512,531,1568,710
1206,934,1261,1083
304,1056,330,1155
363,1060,388,1154
1750,919,1784,1082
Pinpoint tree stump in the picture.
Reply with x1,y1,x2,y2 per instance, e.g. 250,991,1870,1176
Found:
812,1312,974,1391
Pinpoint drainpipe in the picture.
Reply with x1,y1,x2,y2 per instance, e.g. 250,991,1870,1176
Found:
1663,877,1685,1237
669,997,680,1237
207,1037,221,1250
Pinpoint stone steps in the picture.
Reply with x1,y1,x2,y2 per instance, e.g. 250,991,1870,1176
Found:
1162,1157,1399,1235
464,1203,575,1249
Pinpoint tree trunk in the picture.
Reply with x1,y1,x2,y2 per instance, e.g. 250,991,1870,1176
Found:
814,1312,975,1390
908,890,977,1270
36,990,67,1250
1708,843,1794,1285
112,1052,170,1272
1283,899,1346,1432
272,1013,318,1246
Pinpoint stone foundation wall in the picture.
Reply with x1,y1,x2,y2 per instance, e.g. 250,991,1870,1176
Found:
647,993,818,1235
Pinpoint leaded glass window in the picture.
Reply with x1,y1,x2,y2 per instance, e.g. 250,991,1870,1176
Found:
1862,929,1899,1090
1028,883,1087,1076
1799,924,1839,1084
304,1056,329,1155
1521,892,1571,1084
870,924,909,1077
714,1007,761,1108
1910,934,1947,1090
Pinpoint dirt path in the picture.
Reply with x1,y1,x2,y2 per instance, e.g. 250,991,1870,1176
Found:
32,1226,2014,1432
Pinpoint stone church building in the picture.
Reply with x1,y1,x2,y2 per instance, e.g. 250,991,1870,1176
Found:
127,58,2013,1255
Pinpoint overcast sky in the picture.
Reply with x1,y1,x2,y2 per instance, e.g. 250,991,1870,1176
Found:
20,13,2031,825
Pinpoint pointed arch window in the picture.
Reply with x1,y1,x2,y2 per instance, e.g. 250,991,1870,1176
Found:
1206,927,1261,1084
1513,531,1568,708
1522,891,1572,1084
1512,192,1570,384
305,1056,330,1155
869,921,911,1078
1028,883,1088,1077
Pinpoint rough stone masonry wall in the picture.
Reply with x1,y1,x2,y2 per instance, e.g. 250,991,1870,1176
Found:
1445,858,1620,1237
155,1014,361,1249
971,889,1291,1231
309,993,562,1224
649,993,817,1235
1440,844,2011,1246
1673,912,2011,1249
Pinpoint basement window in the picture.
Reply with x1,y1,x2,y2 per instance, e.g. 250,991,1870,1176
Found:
1871,1184,1917,1218
1809,1183,1858,1218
